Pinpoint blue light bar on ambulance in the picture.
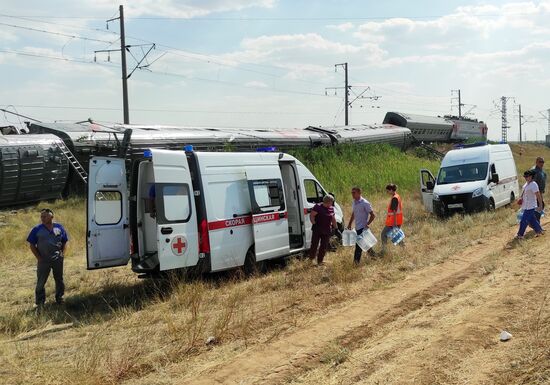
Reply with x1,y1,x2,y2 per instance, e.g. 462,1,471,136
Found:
256,146,277,152
184,145,194,152
143,149,152,158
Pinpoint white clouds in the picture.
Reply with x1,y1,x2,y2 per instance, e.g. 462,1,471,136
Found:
327,22,354,32
354,1,550,45
90,0,276,18
245,80,268,88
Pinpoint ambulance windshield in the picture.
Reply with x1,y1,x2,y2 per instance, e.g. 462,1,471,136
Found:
437,162,488,185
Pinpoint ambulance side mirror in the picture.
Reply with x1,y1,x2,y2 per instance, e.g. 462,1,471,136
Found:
491,173,499,184
426,181,435,190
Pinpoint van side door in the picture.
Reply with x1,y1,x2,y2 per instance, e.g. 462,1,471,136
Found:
246,166,290,261
151,150,199,271
87,157,130,269
420,169,436,213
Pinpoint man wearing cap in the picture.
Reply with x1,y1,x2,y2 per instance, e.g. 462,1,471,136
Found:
27,209,69,306
532,157,546,221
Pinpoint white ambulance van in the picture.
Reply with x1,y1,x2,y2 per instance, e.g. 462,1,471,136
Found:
86,148,344,274
419,143,518,216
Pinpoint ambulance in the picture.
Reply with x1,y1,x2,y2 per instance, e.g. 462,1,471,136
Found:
86,148,344,274
420,143,519,216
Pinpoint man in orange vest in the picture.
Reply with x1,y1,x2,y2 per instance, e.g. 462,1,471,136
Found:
381,183,403,249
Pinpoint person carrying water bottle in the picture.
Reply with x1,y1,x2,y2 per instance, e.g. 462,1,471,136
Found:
347,187,376,264
309,195,337,265
516,169,544,239
381,184,404,250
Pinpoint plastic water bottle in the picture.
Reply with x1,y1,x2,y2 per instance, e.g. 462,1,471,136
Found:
516,209,524,224
356,229,377,251
541,210,545,218
342,229,357,247
388,227,405,246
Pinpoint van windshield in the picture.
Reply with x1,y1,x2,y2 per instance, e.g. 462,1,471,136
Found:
437,162,488,185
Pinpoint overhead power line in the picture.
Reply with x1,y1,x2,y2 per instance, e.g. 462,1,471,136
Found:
0,21,114,43
4,104,330,115
0,13,538,21
0,48,335,99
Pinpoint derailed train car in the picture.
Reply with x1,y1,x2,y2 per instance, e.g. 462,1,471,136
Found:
0,121,412,208
0,134,69,207
28,121,411,172
383,112,488,142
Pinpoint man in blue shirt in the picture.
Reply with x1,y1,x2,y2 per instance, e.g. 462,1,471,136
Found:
27,208,69,306
347,186,376,264
532,157,546,221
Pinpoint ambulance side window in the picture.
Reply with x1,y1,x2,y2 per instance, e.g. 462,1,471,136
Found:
304,179,324,204
156,184,191,224
250,179,285,213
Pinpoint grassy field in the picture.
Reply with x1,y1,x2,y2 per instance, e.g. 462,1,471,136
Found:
0,143,548,385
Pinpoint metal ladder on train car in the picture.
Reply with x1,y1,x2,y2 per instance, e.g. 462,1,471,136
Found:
56,141,88,184
417,142,445,160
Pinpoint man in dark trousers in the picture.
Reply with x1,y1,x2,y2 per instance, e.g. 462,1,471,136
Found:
532,157,546,221
347,186,376,264
27,208,69,307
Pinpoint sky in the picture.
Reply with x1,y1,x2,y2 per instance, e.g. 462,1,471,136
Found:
1,0,550,141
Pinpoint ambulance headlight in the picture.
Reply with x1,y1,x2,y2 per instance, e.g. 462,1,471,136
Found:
433,193,440,201
472,188,483,198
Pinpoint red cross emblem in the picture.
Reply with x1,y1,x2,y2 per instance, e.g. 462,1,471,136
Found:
452,185,461,191
171,236,187,256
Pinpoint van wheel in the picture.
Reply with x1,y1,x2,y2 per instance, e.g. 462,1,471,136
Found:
488,199,496,211
510,192,516,203
243,248,256,276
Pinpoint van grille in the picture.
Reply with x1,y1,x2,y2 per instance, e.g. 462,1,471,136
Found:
440,193,471,205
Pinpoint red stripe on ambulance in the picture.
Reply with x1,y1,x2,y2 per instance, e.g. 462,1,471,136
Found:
208,212,286,230
252,212,285,224
208,215,252,231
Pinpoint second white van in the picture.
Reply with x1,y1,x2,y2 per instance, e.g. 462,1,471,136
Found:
420,143,519,216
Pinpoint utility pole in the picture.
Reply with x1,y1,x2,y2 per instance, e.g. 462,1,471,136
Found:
333,63,349,125
119,5,129,125
326,62,380,126
451,89,465,119
518,104,523,143
547,108,550,135
95,5,156,125
500,96,512,143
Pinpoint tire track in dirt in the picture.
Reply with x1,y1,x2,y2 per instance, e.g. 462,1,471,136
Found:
311,234,550,385
178,221,545,385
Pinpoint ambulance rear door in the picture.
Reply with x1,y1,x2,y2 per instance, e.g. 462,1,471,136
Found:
151,149,199,271
87,157,130,269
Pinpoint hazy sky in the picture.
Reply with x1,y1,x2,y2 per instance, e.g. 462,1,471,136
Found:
1,0,550,141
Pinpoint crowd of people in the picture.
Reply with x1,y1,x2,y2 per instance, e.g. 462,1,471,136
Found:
309,183,404,265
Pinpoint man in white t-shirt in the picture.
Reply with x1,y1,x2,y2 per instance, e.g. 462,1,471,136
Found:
517,170,544,239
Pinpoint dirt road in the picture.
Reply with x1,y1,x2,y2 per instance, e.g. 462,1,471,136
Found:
176,220,549,385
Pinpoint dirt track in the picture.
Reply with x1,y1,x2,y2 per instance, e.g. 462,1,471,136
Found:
177,220,550,385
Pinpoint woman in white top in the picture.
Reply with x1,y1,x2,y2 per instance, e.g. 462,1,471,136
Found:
517,169,544,239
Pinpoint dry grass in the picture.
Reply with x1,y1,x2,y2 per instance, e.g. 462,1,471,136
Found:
1,143,549,385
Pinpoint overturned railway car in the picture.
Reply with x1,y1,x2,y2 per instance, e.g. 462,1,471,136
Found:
0,134,69,207
28,121,411,171
383,112,487,142
0,121,413,207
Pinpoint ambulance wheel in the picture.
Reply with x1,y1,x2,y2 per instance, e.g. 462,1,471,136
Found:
510,192,516,203
487,199,495,211
243,248,256,276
